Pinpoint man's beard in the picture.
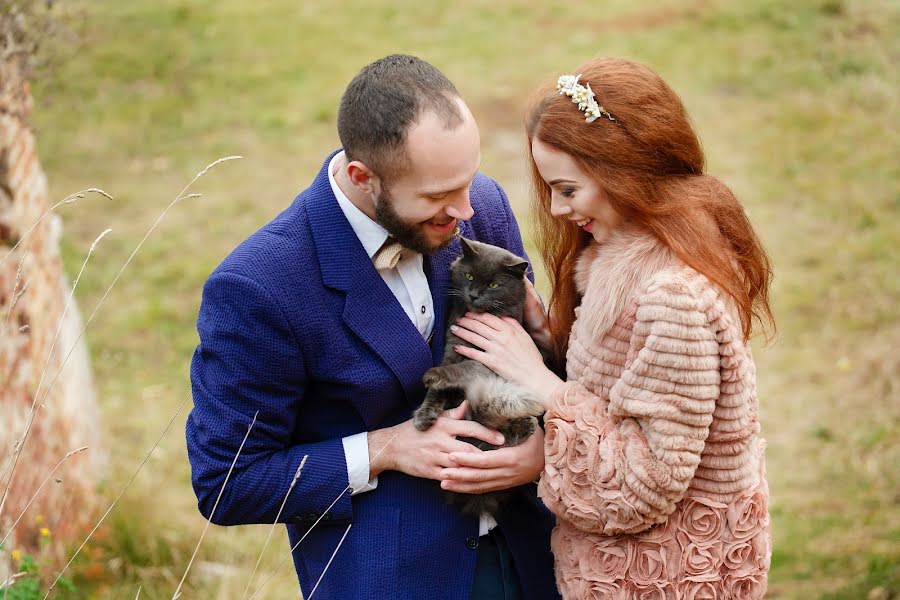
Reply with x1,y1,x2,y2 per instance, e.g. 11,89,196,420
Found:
374,186,456,255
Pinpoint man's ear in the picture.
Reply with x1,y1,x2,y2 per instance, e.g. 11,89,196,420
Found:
346,160,378,195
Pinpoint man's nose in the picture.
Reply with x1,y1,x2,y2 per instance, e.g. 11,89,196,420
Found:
445,190,474,221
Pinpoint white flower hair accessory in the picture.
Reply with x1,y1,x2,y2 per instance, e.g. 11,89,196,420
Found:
556,74,617,123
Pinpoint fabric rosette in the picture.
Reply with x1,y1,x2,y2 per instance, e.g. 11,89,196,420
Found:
680,496,727,544
547,382,585,421
626,539,680,583
586,580,624,598
538,462,564,506
580,537,633,583
566,431,597,475
723,570,768,599
678,536,724,582
722,529,770,576
552,523,587,576
574,397,611,432
681,580,720,600
621,580,678,600
545,418,576,466
725,487,768,542
586,427,622,487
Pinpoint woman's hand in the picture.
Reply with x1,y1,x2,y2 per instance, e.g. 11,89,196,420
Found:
440,423,545,493
522,279,553,353
451,312,563,407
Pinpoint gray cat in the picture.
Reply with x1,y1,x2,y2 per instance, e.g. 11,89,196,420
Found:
413,237,545,516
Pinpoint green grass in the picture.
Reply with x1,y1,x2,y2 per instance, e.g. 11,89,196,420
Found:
15,0,900,597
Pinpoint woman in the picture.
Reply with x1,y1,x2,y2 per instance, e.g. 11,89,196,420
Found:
449,58,774,598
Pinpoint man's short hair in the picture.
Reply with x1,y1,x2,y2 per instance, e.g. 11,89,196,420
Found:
337,54,463,183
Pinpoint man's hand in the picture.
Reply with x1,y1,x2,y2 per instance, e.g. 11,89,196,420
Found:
367,401,505,481
439,423,545,494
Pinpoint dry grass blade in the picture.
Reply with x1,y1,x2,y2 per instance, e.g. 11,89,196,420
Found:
1,156,239,524
171,410,258,600
0,571,27,590
306,523,352,600
246,484,352,600
3,250,29,333
241,454,308,600
247,430,400,600
135,585,141,599
0,446,88,547
0,188,112,268
0,229,111,522
40,393,190,600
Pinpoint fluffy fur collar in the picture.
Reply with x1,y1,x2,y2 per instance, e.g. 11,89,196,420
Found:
574,226,675,341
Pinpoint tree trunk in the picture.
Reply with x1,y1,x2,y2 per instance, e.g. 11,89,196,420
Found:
0,17,104,568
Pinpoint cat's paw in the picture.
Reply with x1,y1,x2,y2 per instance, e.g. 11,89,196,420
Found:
504,417,537,446
422,367,444,388
412,404,440,431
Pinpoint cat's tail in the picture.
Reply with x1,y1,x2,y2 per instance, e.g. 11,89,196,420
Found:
464,378,544,428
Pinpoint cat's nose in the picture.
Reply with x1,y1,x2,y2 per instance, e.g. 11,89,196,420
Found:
467,292,478,302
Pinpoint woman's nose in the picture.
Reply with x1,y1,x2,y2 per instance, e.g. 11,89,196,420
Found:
549,195,571,217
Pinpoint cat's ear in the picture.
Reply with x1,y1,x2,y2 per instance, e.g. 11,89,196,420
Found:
504,260,529,278
459,237,479,258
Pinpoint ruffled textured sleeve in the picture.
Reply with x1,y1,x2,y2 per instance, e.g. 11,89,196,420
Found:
538,272,720,535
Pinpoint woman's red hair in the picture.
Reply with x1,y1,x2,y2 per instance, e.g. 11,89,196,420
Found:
526,58,775,368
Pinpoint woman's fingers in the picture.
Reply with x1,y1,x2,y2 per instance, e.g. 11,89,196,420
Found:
449,323,491,349
462,311,508,330
441,416,505,446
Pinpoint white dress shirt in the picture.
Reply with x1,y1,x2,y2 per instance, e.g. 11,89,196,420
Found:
330,152,496,535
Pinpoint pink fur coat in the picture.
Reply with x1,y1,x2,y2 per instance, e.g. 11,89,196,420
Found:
537,227,771,599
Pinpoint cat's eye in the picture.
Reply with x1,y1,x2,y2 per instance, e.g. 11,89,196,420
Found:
464,273,474,281
488,282,499,289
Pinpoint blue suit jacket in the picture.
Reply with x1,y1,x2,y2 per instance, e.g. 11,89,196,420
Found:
187,152,560,600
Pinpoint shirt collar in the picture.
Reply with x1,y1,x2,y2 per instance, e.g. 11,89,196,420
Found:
328,151,390,259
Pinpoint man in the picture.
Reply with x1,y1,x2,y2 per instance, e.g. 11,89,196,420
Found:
186,54,559,600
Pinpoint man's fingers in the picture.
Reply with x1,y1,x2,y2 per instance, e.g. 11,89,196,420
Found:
442,400,468,420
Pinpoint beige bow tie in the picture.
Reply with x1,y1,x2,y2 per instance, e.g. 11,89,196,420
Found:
372,237,406,270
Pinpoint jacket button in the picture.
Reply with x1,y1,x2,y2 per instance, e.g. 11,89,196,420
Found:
466,536,479,550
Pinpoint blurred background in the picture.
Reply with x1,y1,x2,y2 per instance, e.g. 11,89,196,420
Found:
1,0,897,598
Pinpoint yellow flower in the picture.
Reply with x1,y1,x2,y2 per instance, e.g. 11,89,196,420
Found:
11,549,22,562
40,527,50,537
35,514,45,524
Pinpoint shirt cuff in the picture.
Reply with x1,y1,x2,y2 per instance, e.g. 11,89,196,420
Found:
342,432,378,496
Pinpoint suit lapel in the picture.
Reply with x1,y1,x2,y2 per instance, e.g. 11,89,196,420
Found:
307,153,434,408
425,236,461,366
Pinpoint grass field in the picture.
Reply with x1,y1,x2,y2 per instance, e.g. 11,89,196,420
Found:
16,0,900,597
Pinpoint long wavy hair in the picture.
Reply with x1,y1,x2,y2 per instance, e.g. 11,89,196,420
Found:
526,58,775,368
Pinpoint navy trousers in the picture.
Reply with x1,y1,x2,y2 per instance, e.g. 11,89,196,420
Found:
469,528,523,600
